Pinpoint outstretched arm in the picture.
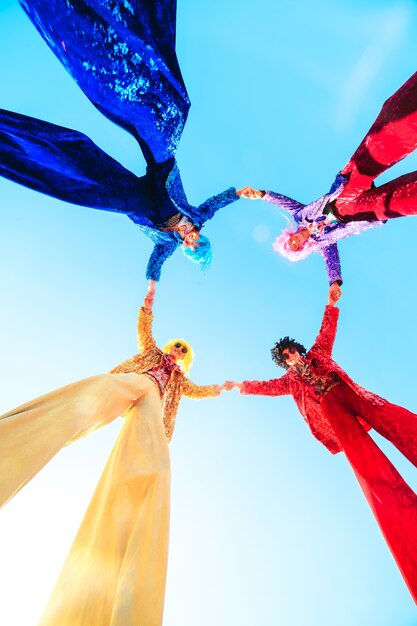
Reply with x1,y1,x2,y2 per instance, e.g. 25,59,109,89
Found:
146,240,179,282
320,243,343,286
195,187,240,223
311,304,340,356
182,377,223,400
261,190,306,214
240,375,291,397
137,283,157,352
181,378,223,399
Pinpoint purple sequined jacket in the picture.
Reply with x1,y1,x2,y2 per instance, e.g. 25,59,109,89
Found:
263,179,383,284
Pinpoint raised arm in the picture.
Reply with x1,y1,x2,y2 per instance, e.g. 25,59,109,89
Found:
137,282,157,352
145,240,179,282
311,304,340,356
320,243,343,286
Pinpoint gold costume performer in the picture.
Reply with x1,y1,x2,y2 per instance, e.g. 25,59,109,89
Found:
0,284,222,626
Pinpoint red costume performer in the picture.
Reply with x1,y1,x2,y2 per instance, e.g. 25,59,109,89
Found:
334,71,417,222
239,303,417,603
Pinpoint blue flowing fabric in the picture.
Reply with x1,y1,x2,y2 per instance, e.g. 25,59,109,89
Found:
20,0,190,163
0,1,239,280
0,108,154,214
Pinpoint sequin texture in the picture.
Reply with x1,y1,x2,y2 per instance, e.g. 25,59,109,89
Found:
264,180,384,284
110,307,220,442
241,306,386,454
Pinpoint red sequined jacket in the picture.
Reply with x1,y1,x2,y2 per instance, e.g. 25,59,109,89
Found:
241,305,386,454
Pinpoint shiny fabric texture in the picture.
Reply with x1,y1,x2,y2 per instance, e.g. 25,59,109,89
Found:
335,171,417,222
39,375,170,626
241,305,381,455
0,1,239,281
0,372,170,625
321,383,417,603
138,183,238,281
145,351,180,395
110,306,220,441
337,71,417,219
0,106,238,281
266,71,417,282
0,303,221,622
20,0,190,162
241,306,417,600
263,185,383,285
0,372,144,507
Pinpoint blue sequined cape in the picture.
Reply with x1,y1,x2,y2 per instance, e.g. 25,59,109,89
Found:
0,0,239,280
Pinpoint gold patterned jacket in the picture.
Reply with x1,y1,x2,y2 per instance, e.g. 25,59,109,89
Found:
110,307,220,442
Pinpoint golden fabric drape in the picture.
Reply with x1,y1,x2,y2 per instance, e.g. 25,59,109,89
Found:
0,373,170,626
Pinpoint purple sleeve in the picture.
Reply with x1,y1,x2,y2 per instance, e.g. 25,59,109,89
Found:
263,190,305,214
321,244,342,285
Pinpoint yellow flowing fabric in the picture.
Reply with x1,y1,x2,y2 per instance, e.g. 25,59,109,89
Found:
0,373,170,626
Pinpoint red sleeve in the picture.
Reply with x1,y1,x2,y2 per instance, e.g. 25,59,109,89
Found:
241,375,290,397
311,305,339,356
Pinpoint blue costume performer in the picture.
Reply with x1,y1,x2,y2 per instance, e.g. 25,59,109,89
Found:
0,0,239,281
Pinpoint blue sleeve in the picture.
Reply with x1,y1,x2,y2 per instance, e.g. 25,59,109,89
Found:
145,241,179,281
320,244,343,285
195,187,239,223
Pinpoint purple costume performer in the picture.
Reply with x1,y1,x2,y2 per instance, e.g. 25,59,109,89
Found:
263,72,417,286
263,179,383,285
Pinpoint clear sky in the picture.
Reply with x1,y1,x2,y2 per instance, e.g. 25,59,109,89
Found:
1,1,417,624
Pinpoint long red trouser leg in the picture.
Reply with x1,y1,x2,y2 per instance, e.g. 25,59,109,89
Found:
352,389,417,469
336,72,417,215
335,170,417,221
321,384,417,603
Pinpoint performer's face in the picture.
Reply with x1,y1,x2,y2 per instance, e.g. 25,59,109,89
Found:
281,346,302,367
169,341,188,362
183,229,200,249
286,228,310,252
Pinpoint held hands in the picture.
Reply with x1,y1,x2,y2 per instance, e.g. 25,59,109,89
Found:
214,381,242,394
236,186,265,200
144,280,157,312
328,282,342,306
222,380,242,391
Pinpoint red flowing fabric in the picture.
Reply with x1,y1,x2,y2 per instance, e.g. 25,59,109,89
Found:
321,383,417,602
336,72,417,221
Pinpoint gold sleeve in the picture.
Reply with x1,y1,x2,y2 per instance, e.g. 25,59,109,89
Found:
137,306,156,352
181,378,220,399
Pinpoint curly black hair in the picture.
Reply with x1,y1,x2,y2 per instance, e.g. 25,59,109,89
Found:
271,336,307,369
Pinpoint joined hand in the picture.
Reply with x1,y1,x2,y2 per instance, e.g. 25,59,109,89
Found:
328,282,342,306
236,186,265,200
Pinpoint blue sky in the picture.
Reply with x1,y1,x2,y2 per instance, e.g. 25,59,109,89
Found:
1,1,417,624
